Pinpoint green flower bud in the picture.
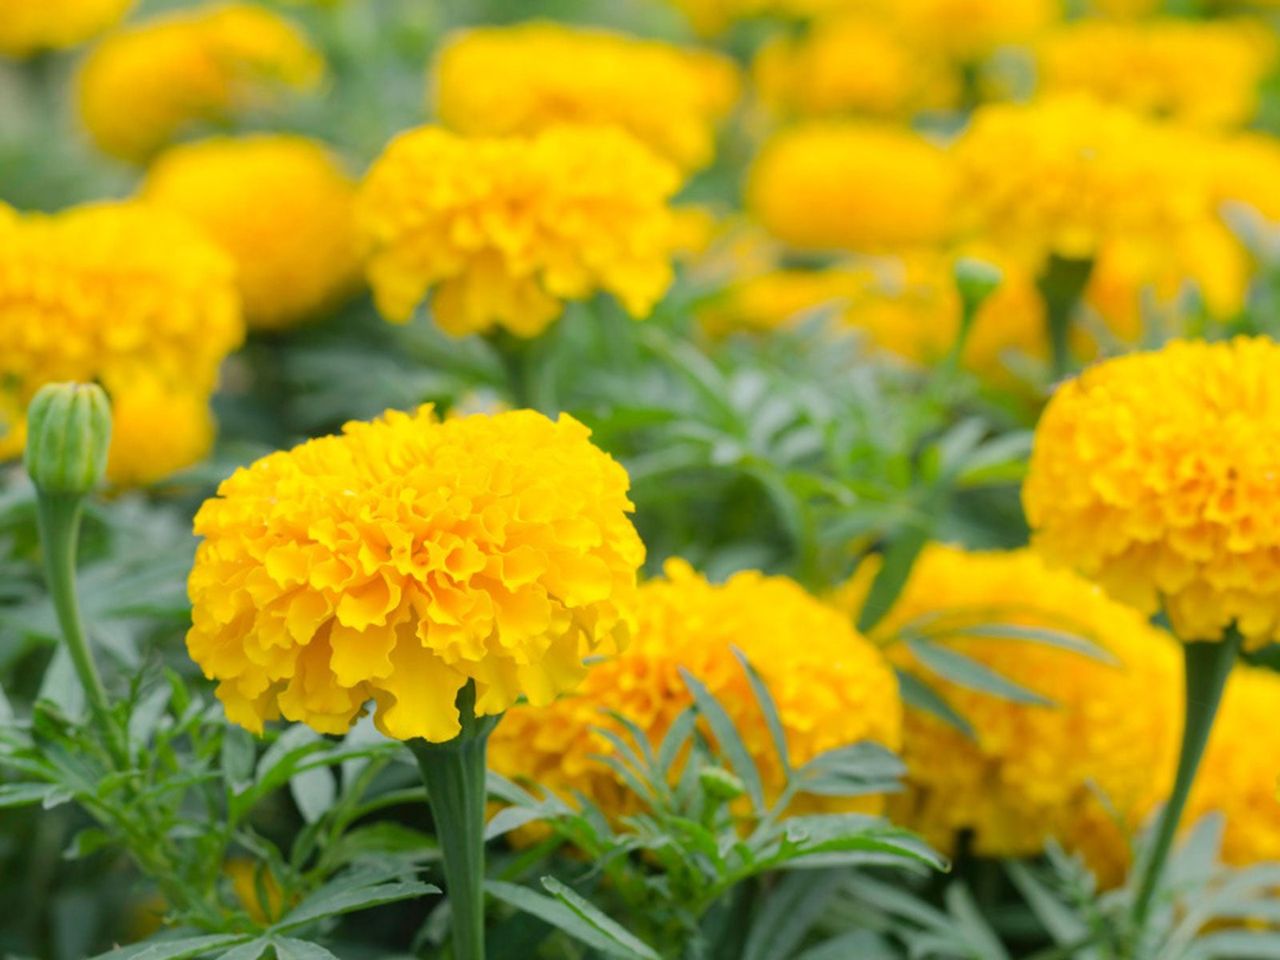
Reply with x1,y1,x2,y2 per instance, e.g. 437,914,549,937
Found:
698,766,745,803
953,257,1003,316
24,383,113,497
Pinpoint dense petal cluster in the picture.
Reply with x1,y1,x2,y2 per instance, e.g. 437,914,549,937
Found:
0,201,242,476
142,135,361,330
186,406,645,742
748,122,954,252
0,0,132,57
489,558,901,816
76,2,322,163
834,545,1180,866
1024,337,1280,647
356,124,681,337
1038,19,1276,129
432,23,739,172
873,0,1057,60
107,383,215,487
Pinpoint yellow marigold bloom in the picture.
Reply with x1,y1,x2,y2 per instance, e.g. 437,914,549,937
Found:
432,22,739,173
142,135,361,331
356,124,681,337
1024,337,1280,648
873,0,1057,61
1037,19,1276,129
0,0,133,57
107,383,215,487
0,200,241,463
753,15,956,120
76,2,322,163
834,545,1180,866
748,122,954,252
186,406,645,742
1215,132,1280,224
489,558,901,817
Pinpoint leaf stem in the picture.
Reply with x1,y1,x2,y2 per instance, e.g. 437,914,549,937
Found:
1036,255,1093,380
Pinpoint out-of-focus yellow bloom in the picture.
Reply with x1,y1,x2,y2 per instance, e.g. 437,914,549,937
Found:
0,0,133,57
186,406,645,742
107,382,215,487
748,122,954,252
834,545,1180,872
356,124,681,337
77,2,322,163
0,201,241,476
1215,132,1280,224
753,15,956,120
666,0,855,36
700,250,1046,384
224,858,287,925
1037,19,1276,129
872,0,1057,61
142,135,361,330
1025,337,1280,648
489,558,900,817
432,22,739,173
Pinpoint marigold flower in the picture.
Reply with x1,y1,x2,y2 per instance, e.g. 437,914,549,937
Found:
76,2,322,163
356,125,681,337
1214,132,1280,224
1037,19,1276,129
106,382,215,487
489,558,900,817
142,135,361,330
665,0,854,36
432,22,739,172
748,122,954,253
1024,337,1280,648
186,406,644,742
0,201,241,470
871,0,1057,60
834,545,1180,867
0,0,133,57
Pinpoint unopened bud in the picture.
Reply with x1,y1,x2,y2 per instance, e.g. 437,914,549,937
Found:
24,383,112,497
698,766,745,803
954,257,1003,316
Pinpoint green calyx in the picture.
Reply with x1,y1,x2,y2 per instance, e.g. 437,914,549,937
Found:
24,381,113,497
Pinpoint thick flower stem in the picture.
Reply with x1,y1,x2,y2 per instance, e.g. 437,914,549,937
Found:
1129,630,1241,939
35,493,127,767
408,683,500,960
1036,255,1093,380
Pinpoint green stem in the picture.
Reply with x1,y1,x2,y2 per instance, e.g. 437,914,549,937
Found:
489,330,537,410
1129,629,1241,938
1036,255,1093,380
408,683,499,960
35,493,126,766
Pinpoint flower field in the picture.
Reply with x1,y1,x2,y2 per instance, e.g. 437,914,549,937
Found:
3,0,1280,958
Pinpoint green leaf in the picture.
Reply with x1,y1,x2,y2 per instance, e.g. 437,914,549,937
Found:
742,871,839,960
795,742,905,798
1189,931,1280,958
88,934,251,960
857,525,929,634
944,883,1010,960
221,726,257,792
486,880,656,960
272,873,438,934
655,707,696,778
733,648,790,775
541,877,662,960
678,668,765,811
940,623,1116,664
215,942,271,960
271,940,341,960
792,931,898,960
1004,862,1089,948
485,805,552,841
895,669,975,739
0,782,60,809
906,639,1052,706
289,765,336,825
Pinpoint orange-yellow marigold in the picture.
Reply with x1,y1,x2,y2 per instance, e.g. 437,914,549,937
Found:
0,0,133,57
186,406,645,742
356,124,681,337
142,135,361,330
106,382,216,487
489,558,901,816
1024,336,1280,648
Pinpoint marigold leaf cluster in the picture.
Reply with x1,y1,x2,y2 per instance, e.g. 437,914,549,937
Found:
186,406,645,743
0,200,242,483
489,558,901,818
142,135,362,331
431,22,739,172
76,2,322,163
0,0,133,57
1025,336,1280,648
355,124,682,337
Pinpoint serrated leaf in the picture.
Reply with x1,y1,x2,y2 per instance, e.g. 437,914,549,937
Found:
0,782,59,808
290,765,335,825
221,726,257,791
655,707,696,779
272,874,438,934
733,648,790,776
216,942,271,960
945,883,1010,960
271,939,341,960
541,877,662,960
940,623,1115,664
679,668,765,811
857,525,929,634
795,742,905,797
742,871,838,960
1004,862,1089,949
486,880,654,960
906,639,1052,706
484,805,551,841
895,669,975,739
89,934,251,960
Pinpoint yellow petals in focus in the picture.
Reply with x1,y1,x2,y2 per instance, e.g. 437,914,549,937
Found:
186,406,645,743
748,122,954,253
489,558,900,818
0,0,132,57
432,22,739,172
1025,337,1280,648
143,135,361,330
76,2,322,163
356,125,681,337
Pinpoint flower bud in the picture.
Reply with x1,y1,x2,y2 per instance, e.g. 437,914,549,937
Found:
953,257,1003,316
698,766,746,803
24,383,113,497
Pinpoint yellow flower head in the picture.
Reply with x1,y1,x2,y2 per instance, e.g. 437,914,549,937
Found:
878,0,1057,60
0,200,241,466
1024,337,1280,648
834,545,1180,866
0,0,133,57
753,15,956,120
748,122,954,253
107,382,216,487
432,22,739,173
1215,131,1280,224
665,0,855,36
356,124,681,337
1037,19,1277,130
186,406,645,742
77,2,322,163
489,558,901,817
142,135,361,331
